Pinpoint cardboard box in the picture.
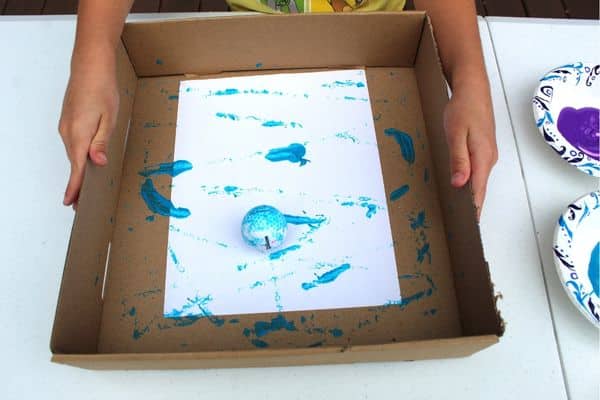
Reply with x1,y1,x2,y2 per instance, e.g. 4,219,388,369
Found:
51,12,504,370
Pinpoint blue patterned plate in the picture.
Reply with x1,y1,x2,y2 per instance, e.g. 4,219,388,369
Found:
533,62,600,177
553,191,600,327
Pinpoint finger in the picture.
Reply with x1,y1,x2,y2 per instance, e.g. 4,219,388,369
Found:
447,129,471,187
63,155,86,206
89,113,115,166
470,151,495,220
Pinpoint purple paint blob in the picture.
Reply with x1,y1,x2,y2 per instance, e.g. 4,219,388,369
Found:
557,107,600,160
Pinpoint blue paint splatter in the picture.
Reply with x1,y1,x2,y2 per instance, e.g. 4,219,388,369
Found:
132,325,149,340
589,242,600,294
237,263,248,271
384,128,415,165
390,185,409,201
247,315,297,339
269,244,301,260
164,294,224,327
302,264,351,290
140,179,190,218
224,185,240,197
139,160,193,177
251,339,269,348
262,120,285,127
335,131,358,143
229,318,240,323
409,211,428,230
168,95,178,100
168,246,184,272
128,307,136,316
213,88,239,96
155,59,163,65
265,143,310,166
417,243,432,264
145,215,155,222
329,328,344,337
128,227,134,232
216,112,240,121
255,62,263,68
250,281,264,289
385,273,436,309
361,202,378,218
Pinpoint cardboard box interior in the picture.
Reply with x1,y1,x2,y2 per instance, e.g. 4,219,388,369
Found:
51,12,503,369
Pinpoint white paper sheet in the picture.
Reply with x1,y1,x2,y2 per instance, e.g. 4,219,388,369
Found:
163,69,400,317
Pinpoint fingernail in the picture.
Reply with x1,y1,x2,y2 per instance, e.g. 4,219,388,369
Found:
452,172,464,185
98,152,108,164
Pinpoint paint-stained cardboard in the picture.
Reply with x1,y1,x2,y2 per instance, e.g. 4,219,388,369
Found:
50,12,504,369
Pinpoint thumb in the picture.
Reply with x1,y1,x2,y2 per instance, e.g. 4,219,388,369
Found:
88,113,114,166
448,131,471,188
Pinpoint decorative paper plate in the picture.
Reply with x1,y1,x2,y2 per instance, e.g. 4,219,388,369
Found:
553,191,600,327
532,62,600,177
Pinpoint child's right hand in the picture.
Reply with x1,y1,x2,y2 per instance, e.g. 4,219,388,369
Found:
58,47,119,207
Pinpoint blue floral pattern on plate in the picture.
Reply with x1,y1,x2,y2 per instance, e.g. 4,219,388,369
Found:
532,62,600,177
553,191,600,327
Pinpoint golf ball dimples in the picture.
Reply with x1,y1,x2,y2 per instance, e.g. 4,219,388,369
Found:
241,205,287,251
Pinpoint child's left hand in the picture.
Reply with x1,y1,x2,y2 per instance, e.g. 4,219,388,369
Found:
443,80,498,219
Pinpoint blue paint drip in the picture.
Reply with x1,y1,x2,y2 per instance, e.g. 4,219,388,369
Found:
589,242,600,294
145,215,155,222
302,264,351,290
262,120,285,127
384,128,415,165
265,143,310,166
269,244,301,260
390,185,409,201
139,160,193,177
140,179,190,218
329,328,344,337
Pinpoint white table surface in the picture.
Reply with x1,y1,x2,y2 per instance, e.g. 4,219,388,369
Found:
0,14,567,399
487,17,600,400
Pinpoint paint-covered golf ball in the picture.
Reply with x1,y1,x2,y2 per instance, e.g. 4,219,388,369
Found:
241,205,287,252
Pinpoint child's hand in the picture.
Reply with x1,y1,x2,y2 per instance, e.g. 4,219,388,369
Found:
59,48,119,207
443,81,498,218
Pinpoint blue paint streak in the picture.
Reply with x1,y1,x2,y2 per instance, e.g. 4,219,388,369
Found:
143,121,159,128
216,112,240,121
224,185,240,196
229,318,240,323
329,328,344,337
390,185,409,201
140,179,190,218
558,215,573,239
322,80,365,88
237,263,248,271
145,215,155,222
589,242,600,294
168,95,178,100
250,281,264,289
417,243,432,264
213,88,240,96
255,62,263,68
269,244,301,260
139,160,193,177
384,128,415,165
335,131,358,143
265,143,309,166
155,59,163,65
262,120,285,127
284,214,326,226
301,264,351,290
